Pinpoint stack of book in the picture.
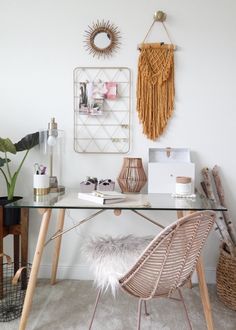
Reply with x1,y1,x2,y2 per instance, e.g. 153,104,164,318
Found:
78,190,126,205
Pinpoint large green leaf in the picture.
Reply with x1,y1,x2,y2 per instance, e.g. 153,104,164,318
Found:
0,157,11,167
0,138,16,154
14,131,39,152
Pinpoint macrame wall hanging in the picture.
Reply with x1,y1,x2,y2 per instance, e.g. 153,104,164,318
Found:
137,11,176,140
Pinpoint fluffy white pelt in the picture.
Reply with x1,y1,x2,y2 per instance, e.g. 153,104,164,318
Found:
82,235,154,295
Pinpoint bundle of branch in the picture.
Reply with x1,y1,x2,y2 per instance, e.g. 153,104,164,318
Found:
201,166,236,256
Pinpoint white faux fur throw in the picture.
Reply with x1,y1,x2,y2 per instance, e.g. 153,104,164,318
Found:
82,235,154,295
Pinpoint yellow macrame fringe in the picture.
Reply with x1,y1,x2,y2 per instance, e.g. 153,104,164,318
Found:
137,44,175,140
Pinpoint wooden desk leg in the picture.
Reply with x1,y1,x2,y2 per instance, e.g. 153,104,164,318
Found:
196,256,214,330
177,210,184,219
19,209,52,330
182,210,213,329
51,209,65,285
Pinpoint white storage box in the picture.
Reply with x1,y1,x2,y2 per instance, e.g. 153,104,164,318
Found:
148,148,195,193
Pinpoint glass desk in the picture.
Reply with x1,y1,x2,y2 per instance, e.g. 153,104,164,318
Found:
6,190,226,330
7,189,224,210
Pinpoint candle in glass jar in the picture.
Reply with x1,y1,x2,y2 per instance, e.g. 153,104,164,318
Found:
175,176,192,195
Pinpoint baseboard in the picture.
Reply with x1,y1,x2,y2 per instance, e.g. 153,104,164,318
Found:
38,264,94,280
191,267,216,284
38,264,216,284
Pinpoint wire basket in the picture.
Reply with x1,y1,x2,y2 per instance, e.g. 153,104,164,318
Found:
0,254,31,322
216,244,236,311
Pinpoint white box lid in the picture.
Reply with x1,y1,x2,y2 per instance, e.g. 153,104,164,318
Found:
149,148,191,163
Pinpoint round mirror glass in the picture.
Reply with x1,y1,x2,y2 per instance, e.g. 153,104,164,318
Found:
94,32,111,49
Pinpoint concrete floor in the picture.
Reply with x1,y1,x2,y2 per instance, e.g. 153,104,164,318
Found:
1,280,236,330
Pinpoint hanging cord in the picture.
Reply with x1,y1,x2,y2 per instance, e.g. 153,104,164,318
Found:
142,20,156,44
139,18,175,49
161,22,174,45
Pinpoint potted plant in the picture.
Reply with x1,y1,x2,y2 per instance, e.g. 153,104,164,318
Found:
0,132,39,225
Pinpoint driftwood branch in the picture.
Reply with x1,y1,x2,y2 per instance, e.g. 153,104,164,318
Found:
200,182,224,241
201,167,235,255
212,165,236,246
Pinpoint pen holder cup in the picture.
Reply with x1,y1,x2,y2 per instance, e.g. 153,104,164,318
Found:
33,174,49,196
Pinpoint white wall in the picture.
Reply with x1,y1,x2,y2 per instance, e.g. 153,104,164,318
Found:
0,0,236,283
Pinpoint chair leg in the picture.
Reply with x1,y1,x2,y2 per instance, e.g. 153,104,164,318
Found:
178,289,193,330
144,301,150,316
137,299,143,330
89,289,102,330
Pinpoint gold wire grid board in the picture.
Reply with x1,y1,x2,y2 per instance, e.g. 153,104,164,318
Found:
73,67,131,154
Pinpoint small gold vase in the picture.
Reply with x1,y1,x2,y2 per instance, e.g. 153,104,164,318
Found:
117,157,147,193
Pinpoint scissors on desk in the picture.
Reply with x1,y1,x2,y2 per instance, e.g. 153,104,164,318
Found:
34,163,46,175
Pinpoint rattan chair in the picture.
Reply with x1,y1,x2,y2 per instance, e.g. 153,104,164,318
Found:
85,210,216,330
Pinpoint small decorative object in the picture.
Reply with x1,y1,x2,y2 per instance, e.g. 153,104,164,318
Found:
105,82,117,100
79,82,89,114
80,177,98,193
39,118,65,193
137,11,175,140
98,179,115,191
117,157,147,193
84,20,121,59
91,97,104,115
79,82,105,116
175,176,192,195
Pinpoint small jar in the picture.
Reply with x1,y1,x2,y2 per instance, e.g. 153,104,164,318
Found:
175,176,192,195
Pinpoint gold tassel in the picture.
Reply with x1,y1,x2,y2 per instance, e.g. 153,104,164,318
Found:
137,44,175,140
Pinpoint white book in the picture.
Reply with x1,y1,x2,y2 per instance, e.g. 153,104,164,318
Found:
78,192,126,205
92,190,125,199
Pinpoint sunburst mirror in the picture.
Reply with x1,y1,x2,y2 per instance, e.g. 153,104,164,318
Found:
84,20,121,59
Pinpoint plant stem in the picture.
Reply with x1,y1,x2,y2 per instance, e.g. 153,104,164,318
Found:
0,167,9,186
7,176,16,200
5,151,12,180
17,150,29,176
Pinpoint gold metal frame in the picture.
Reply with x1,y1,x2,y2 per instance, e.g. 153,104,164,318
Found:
73,67,131,154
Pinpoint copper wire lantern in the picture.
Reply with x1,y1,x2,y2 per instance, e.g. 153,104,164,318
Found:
117,157,147,193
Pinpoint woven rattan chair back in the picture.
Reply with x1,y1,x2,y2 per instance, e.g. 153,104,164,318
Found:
119,210,216,299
